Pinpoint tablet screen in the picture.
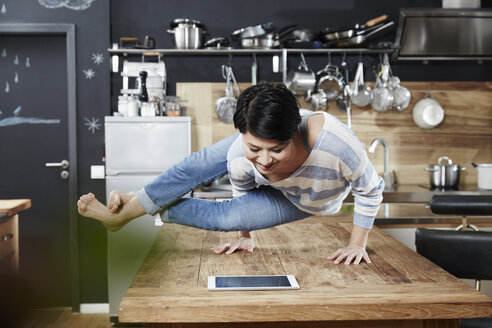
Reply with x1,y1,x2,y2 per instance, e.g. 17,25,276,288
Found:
216,275,291,288
208,275,299,290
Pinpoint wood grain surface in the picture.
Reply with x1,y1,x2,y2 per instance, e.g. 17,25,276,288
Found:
177,81,492,187
0,199,31,217
119,216,492,326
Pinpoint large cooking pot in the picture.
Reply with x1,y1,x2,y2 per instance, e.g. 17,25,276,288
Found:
425,156,466,189
167,18,207,49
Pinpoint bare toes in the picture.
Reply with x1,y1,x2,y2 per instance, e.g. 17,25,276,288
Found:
77,200,86,210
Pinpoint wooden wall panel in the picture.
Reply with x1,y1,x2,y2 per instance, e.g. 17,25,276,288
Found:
177,82,492,187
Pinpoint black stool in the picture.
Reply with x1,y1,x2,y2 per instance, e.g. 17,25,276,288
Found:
415,195,492,328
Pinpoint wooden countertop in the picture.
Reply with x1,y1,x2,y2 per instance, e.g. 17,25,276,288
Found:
0,199,31,217
119,216,492,327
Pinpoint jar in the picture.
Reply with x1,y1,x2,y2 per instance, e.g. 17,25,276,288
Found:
127,96,139,117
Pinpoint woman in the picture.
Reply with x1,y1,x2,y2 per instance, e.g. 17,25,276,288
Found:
78,83,384,265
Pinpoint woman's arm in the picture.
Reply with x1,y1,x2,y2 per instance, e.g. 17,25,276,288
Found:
306,113,377,265
327,225,371,264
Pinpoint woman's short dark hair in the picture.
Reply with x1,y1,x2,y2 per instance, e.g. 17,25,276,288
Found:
233,83,301,141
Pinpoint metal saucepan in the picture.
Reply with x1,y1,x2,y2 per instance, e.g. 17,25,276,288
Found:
333,21,394,47
321,14,388,42
425,156,466,189
204,37,230,49
282,27,322,48
238,25,297,49
231,22,274,39
316,63,344,101
285,53,316,96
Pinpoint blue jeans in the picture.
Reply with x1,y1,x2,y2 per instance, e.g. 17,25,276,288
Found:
136,134,311,231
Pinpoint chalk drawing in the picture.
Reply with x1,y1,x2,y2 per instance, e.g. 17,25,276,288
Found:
25,57,31,67
84,116,101,134
1,49,6,57
91,53,104,65
13,55,19,65
0,106,61,127
14,72,19,83
1,4,6,14
83,68,95,79
39,0,96,11
5,81,9,93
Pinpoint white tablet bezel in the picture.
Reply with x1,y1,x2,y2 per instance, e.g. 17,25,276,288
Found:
207,275,300,291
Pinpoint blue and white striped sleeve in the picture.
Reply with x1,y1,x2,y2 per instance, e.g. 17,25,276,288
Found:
339,136,384,229
350,160,384,229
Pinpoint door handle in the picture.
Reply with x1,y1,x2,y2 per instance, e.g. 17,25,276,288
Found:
45,160,69,169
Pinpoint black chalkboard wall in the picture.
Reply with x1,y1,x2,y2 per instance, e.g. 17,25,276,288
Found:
3,0,492,306
1,0,110,305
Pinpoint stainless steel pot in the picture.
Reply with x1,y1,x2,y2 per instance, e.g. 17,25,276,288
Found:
167,18,206,49
425,156,466,189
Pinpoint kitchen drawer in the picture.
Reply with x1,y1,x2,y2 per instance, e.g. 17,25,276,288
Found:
0,215,18,261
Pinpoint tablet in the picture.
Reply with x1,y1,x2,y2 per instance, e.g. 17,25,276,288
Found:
208,275,300,291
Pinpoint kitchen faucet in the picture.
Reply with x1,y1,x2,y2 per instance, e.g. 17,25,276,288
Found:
368,138,396,191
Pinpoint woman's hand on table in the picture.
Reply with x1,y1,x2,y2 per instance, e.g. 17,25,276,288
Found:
327,244,371,265
327,224,371,265
211,231,255,254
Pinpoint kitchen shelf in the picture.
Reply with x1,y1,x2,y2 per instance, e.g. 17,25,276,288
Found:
108,48,396,56
108,47,396,82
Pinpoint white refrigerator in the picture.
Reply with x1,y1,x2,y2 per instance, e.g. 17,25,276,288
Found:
104,116,191,322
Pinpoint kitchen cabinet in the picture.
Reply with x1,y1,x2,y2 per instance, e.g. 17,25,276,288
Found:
0,199,31,273
118,216,492,327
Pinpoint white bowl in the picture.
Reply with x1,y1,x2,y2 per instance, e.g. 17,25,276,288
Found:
412,97,444,129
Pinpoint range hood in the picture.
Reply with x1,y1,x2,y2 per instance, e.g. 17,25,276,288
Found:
394,8,492,61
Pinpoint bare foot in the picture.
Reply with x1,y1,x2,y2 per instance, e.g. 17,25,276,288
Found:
77,193,128,232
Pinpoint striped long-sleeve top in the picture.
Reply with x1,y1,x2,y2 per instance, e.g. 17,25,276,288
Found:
226,110,384,229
